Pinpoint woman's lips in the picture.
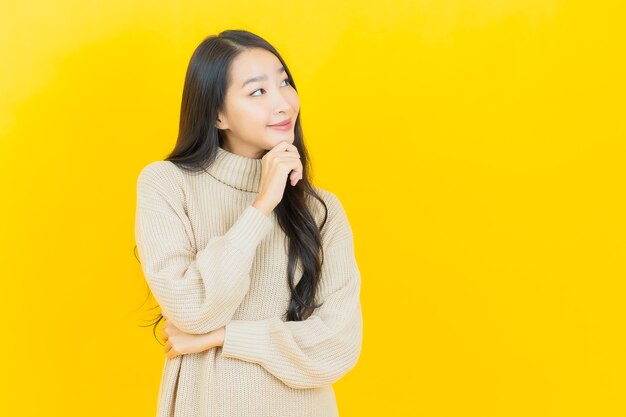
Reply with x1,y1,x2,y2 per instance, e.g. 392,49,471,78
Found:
268,119,292,130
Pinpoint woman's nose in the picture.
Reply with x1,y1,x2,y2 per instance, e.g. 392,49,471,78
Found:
272,90,291,112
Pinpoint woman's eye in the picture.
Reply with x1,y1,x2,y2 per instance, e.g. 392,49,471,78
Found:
250,78,290,97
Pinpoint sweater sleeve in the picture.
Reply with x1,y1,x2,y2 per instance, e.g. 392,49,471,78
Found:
220,191,363,389
134,161,274,335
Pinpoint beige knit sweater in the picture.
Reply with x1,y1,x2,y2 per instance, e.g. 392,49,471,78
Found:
134,145,363,417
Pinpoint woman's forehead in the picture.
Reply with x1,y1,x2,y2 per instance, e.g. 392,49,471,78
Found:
230,49,283,86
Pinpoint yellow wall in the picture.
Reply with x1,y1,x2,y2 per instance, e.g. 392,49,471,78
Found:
1,1,624,415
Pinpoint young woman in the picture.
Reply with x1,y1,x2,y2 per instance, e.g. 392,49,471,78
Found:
134,29,363,417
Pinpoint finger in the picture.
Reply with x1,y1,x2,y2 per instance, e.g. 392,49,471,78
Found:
164,340,171,353
161,331,168,342
284,160,303,184
270,151,301,164
290,169,303,182
290,171,302,186
268,141,299,156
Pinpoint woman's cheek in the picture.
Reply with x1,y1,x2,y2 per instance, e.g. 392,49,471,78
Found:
288,91,300,112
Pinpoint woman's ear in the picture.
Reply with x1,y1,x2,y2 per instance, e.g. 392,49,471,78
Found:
215,115,228,130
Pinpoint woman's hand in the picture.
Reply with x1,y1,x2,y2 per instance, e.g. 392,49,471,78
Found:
252,141,303,216
162,315,225,359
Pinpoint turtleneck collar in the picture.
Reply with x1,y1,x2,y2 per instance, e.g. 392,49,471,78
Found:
205,145,263,193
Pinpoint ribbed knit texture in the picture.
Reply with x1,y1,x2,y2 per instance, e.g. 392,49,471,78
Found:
134,145,363,417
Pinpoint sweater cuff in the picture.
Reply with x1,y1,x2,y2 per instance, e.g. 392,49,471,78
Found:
226,204,273,245
221,318,273,364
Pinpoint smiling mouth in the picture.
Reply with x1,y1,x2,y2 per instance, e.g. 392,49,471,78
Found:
268,119,291,126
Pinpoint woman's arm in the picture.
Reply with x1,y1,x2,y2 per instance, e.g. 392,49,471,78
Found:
156,189,363,389
220,193,363,389
135,161,274,335
161,318,225,359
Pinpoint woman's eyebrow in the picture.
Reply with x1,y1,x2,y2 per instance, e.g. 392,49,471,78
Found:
242,66,286,88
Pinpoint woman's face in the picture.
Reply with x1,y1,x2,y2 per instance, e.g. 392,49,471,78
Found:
216,47,300,157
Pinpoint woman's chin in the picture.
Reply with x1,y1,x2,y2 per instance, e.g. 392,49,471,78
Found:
267,134,295,146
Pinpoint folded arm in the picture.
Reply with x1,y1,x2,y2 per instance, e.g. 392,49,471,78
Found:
134,162,273,334
221,192,363,389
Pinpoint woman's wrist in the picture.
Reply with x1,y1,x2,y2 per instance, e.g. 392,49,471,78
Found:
252,199,272,217
215,326,225,347
203,326,225,350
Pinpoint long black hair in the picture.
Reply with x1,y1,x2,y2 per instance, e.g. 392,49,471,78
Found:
134,29,329,345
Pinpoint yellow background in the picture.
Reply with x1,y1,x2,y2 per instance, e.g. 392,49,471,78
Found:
1,0,625,415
